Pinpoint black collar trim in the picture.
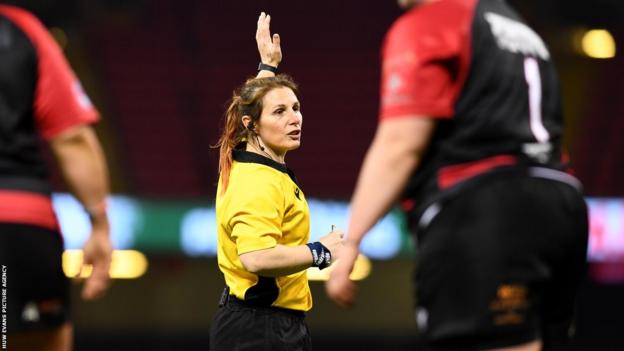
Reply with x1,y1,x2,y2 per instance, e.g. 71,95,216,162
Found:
233,150,299,185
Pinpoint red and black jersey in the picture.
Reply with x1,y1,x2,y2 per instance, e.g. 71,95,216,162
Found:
0,5,99,229
379,0,567,212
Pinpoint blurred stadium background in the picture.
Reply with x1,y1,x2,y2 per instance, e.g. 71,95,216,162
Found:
5,0,624,349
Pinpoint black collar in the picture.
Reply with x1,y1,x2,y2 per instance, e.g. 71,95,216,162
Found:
233,150,299,186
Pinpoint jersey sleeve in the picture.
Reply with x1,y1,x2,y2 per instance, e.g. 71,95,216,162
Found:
379,5,467,120
229,176,284,255
4,6,99,140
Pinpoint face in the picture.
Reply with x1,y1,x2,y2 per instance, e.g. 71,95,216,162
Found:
256,87,303,156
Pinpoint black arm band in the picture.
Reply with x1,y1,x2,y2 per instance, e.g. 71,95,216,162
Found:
306,242,331,270
258,62,278,73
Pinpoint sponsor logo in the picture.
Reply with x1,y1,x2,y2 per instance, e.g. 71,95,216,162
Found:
490,284,529,326
484,12,550,60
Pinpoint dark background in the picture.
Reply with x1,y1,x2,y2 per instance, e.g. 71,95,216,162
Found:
3,0,624,349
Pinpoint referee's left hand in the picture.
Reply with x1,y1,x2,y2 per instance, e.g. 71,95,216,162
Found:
325,242,359,307
256,12,282,67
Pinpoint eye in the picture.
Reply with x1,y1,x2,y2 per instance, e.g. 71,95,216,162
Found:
273,108,285,115
293,104,301,112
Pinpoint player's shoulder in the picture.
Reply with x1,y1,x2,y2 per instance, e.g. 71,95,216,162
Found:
0,4,30,17
389,0,478,38
0,5,44,30
0,4,51,48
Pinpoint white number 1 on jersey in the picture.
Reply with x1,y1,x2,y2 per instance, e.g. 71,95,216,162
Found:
524,57,550,143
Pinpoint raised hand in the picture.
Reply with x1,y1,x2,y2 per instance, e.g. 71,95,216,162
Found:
256,12,282,67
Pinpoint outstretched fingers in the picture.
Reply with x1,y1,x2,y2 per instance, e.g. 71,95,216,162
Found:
255,12,282,67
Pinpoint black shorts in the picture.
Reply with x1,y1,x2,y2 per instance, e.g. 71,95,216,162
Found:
413,176,588,350
0,223,70,333
210,294,311,351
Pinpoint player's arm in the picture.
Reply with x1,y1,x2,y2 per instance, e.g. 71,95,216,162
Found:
49,124,112,300
255,11,281,78
347,117,434,247
16,4,113,300
239,229,343,277
326,117,435,306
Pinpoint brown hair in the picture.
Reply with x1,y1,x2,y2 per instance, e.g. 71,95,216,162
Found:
215,74,299,193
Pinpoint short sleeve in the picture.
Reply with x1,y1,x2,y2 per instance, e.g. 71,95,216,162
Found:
379,7,465,120
4,6,99,140
229,178,284,255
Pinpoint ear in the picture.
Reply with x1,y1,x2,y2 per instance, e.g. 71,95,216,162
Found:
241,115,252,130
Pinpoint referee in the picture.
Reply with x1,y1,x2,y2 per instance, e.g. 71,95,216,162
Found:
0,5,112,351
210,13,343,351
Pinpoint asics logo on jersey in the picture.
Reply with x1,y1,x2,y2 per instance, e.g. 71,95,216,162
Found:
484,12,550,60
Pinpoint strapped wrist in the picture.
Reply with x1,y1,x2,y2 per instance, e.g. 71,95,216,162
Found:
258,62,278,73
306,242,331,270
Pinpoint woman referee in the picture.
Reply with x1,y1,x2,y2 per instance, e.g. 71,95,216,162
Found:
210,13,343,351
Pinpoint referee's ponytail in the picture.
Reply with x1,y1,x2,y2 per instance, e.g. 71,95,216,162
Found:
217,96,245,193
216,75,299,194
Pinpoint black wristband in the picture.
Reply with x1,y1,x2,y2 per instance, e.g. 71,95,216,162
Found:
258,62,278,73
306,242,332,270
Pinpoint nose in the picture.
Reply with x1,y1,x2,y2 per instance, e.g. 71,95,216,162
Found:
289,112,302,127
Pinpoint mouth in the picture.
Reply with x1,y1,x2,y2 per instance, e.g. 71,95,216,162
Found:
287,130,301,139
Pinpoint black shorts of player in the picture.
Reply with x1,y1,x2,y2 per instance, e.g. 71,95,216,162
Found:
0,223,70,333
413,176,588,351
210,295,312,351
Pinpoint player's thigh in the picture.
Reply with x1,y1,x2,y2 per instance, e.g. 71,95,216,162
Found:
414,177,575,350
538,180,588,348
0,223,71,335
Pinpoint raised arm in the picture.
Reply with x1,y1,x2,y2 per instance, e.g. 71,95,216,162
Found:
255,12,282,78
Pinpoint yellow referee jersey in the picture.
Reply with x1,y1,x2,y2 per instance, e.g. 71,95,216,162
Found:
216,150,312,311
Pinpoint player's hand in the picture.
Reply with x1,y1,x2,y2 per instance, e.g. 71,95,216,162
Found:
79,222,112,301
319,228,344,261
256,12,282,67
325,242,359,308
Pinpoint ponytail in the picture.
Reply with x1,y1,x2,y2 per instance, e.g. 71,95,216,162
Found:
216,96,244,194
